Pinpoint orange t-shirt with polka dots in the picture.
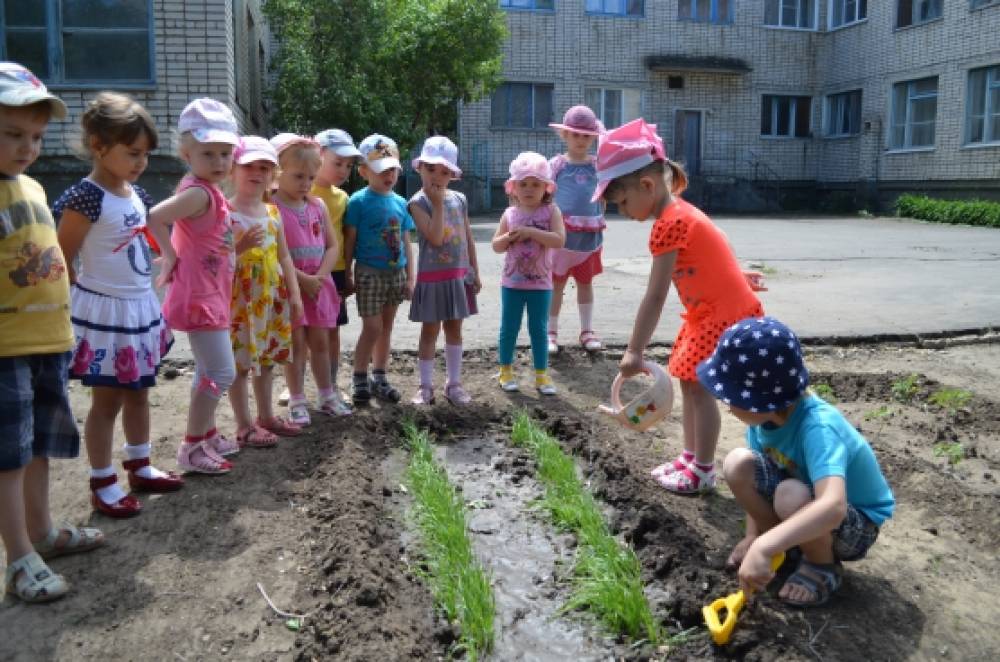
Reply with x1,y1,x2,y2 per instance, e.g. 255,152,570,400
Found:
648,197,764,381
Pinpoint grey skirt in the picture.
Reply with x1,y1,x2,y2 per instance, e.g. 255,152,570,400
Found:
408,276,478,323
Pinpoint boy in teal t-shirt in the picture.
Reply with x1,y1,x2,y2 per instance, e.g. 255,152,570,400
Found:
697,316,894,607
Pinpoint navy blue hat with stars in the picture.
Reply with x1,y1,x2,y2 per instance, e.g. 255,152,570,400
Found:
696,316,809,412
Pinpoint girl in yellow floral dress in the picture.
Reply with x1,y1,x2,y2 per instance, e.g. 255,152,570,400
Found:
228,136,303,447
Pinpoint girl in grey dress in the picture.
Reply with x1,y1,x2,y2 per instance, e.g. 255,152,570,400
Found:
407,137,481,405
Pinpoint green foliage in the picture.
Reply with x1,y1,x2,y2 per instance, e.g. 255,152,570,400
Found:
933,441,965,466
403,421,495,660
512,412,662,644
263,0,507,152
811,383,837,403
896,194,1000,228
928,388,972,412
891,374,920,403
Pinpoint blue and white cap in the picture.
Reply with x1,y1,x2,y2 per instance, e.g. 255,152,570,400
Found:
696,316,809,412
315,128,361,158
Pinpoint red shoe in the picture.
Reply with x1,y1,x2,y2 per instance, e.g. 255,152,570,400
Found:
89,475,142,518
123,458,184,493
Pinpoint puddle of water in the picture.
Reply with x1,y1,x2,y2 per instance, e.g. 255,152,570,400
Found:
436,435,616,662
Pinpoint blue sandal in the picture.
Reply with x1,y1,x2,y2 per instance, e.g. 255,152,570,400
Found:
780,559,842,607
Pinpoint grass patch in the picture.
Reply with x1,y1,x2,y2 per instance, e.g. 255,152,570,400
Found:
811,383,837,403
511,412,661,644
864,405,893,420
891,374,920,403
933,441,965,466
402,421,495,661
928,388,972,412
897,194,1000,228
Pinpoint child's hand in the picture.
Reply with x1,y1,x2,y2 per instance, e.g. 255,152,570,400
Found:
618,350,644,378
403,276,415,300
300,274,322,300
424,182,445,207
743,270,767,292
290,295,304,322
154,254,177,288
472,272,482,294
738,545,778,594
235,225,265,254
342,272,355,297
506,228,524,243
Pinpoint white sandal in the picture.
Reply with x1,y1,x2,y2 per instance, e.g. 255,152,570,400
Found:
4,551,68,603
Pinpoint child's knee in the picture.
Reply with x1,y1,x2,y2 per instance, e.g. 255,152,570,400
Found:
773,479,812,519
722,447,756,484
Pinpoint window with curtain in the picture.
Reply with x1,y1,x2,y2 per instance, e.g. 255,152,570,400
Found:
761,95,811,138
966,65,1000,145
491,82,554,129
897,0,942,28
585,0,644,17
678,0,733,23
829,0,867,28
825,90,862,137
889,77,938,149
764,0,816,28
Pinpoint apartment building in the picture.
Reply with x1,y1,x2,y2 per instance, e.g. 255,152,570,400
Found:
0,0,271,200
457,1,1000,211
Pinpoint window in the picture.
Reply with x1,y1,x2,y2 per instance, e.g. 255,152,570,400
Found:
678,0,733,23
829,0,867,28
500,0,554,10
966,65,1000,145
761,95,811,138
586,0,644,17
491,82,554,129
971,0,1000,9
584,87,641,129
890,77,937,149
825,90,862,137
765,0,816,28
0,0,153,85
897,0,942,27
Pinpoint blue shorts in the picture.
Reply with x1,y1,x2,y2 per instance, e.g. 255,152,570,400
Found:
751,450,879,561
0,352,80,471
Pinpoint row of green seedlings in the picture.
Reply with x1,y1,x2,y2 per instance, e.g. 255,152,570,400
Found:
510,411,665,646
402,421,495,661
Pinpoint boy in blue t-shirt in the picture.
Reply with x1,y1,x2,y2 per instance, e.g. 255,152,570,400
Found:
697,316,894,607
343,134,415,405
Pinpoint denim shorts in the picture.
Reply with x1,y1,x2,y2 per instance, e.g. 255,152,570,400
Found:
0,352,80,471
751,449,880,561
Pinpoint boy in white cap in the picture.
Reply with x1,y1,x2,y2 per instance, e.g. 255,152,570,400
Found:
0,62,104,603
343,134,415,405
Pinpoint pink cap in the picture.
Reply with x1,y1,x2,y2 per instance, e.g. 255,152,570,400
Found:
591,118,666,202
178,98,239,145
549,104,603,136
504,151,555,195
269,132,319,155
234,135,278,165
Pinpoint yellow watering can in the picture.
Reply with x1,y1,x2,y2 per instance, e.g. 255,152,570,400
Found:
702,552,785,646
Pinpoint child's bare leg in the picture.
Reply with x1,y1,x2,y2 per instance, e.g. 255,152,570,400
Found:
22,457,53,545
229,369,253,431
307,327,332,391
252,366,275,422
722,447,780,567
286,327,309,397
84,387,124,470
121,388,151,446
682,379,721,465
372,305,398,372
328,327,341,386
772,478,837,603
419,322,441,361
549,278,566,321
0,467,31,560
353,316,382,374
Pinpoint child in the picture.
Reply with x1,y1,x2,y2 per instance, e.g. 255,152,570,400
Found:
343,134,415,406
407,136,481,405
308,128,361,410
0,62,103,603
228,136,304,445
701,316,894,606
147,98,243,475
270,133,344,425
547,105,605,353
54,92,180,517
593,119,765,494
491,152,566,395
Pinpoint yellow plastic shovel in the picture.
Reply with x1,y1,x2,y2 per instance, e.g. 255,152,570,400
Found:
702,552,785,646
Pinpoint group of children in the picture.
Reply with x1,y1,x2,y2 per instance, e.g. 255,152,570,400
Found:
2,58,893,612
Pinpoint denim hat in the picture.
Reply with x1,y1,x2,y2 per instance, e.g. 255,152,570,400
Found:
696,316,809,412
359,134,401,173
412,135,461,177
0,62,66,119
315,128,361,158
178,98,238,145
592,118,666,202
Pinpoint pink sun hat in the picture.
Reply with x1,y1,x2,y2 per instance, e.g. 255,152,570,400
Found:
505,151,556,195
234,135,278,165
591,118,666,202
270,132,319,155
549,104,603,136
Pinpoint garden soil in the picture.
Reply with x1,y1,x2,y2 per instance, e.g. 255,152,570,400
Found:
1,340,998,661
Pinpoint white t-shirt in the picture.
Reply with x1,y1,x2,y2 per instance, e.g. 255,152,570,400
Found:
52,177,155,298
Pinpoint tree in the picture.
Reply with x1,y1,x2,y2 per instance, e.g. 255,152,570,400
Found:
263,0,507,153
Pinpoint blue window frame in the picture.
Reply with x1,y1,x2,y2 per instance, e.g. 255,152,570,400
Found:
0,0,154,86
679,0,734,24
500,0,555,10
491,82,553,129
971,0,1000,9
586,0,644,17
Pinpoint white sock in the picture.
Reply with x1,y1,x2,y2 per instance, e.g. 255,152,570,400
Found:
124,442,169,479
579,303,594,332
548,316,559,337
445,344,462,385
418,359,434,387
91,465,127,504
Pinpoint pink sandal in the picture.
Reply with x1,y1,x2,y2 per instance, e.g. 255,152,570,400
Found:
257,416,302,437
237,424,279,448
579,330,603,351
650,453,694,478
654,462,716,495
176,440,232,475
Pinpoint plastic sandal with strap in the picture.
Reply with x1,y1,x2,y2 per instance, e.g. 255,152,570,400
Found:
205,430,240,457
580,330,603,352
236,424,279,449
655,462,716,494
444,383,472,405
288,401,312,427
4,552,68,603
33,521,105,560
410,385,435,405
319,393,354,416
650,452,694,479
176,440,232,475
371,379,401,403
257,416,302,437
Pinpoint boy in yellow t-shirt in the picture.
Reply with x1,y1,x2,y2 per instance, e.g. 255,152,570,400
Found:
0,62,103,603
